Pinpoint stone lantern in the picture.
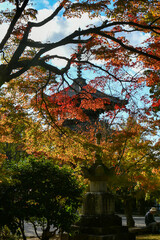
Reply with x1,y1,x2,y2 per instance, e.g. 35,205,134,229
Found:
71,133,135,240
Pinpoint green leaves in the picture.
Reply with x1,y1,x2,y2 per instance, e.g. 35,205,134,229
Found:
0,156,84,238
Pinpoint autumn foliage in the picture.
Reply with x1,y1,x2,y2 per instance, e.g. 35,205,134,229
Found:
0,0,159,113
0,0,160,211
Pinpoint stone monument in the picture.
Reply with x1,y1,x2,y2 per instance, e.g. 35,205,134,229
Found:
71,133,135,240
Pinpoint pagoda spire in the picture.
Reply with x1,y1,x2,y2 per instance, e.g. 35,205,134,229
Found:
77,28,82,79
72,28,86,91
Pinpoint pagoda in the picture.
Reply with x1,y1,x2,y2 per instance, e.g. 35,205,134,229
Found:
47,37,127,130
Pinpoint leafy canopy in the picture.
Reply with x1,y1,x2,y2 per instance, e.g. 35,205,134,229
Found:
0,0,159,119
0,156,85,239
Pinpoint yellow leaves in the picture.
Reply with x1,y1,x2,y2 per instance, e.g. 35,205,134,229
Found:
26,199,39,206
0,153,7,164
100,115,160,193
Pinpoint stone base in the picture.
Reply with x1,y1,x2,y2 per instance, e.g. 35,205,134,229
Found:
75,225,128,235
78,214,122,228
69,214,135,240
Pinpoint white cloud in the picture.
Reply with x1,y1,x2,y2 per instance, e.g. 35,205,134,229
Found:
0,3,151,70
29,8,102,67
29,6,151,70
30,9,101,42
126,31,150,46
0,23,9,42
42,0,51,8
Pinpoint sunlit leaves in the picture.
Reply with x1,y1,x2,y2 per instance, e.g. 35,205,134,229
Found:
0,0,159,118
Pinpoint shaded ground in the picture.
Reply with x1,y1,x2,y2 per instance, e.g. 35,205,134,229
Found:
136,235,160,240
25,234,160,240
24,215,160,239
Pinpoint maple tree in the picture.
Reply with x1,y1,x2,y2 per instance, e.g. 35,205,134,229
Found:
0,0,159,121
0,1,160,228
98,116,160,226
0,82,94,168
0,81,159,228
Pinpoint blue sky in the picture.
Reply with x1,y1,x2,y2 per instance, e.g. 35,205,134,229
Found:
32,0,58,10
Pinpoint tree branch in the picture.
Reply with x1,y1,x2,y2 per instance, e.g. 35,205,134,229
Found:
5,0,66,76
29,0,68,28
94,29,160,61
0,0,29,50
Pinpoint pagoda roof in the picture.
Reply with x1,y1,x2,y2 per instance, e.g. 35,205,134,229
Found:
49,77,127,110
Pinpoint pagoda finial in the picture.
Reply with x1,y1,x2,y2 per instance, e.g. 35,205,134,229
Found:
77,28,82,79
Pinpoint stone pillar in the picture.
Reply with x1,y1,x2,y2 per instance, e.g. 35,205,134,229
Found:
82,162,115,216
77,157,123,236
70,133,135,240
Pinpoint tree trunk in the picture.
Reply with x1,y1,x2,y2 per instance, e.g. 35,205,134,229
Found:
41,223,51,240
124,197,135,227
19,220,27,240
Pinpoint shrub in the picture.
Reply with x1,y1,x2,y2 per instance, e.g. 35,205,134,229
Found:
0,156,84,240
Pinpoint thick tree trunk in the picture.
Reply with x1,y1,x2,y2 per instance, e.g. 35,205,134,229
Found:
124,197,135,227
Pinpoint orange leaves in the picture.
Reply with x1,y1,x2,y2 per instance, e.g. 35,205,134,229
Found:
12,24,28,40
152,99,160,108
42,81,115,125
134,172,159,192
60,0,69,7
80,97,105,111
42,91,90,124
114,104,121,110
138,35,160,92
0,153,7,162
